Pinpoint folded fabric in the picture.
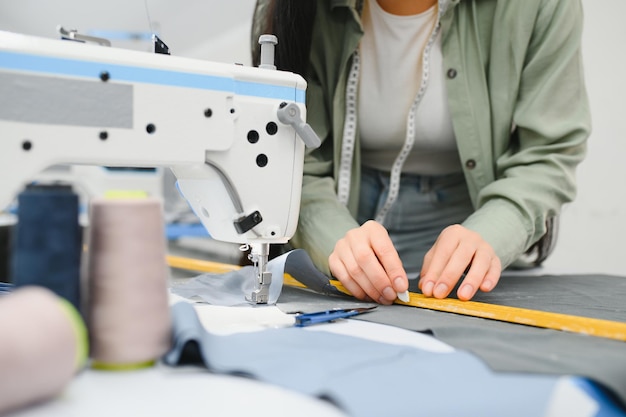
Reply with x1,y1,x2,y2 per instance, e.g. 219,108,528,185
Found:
170,249,345,306
164,301,618,417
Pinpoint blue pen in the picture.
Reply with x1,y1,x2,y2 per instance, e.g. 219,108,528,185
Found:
294,306,377,327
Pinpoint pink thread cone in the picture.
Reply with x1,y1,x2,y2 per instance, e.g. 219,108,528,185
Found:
0,286,85,414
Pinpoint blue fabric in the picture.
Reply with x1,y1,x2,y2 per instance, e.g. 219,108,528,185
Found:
358,167,473,277
0,282,12,295
165,223,209,240
574,379,626,417
164,301,593,417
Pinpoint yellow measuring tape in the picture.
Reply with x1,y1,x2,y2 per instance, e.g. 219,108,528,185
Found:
167,255,626,342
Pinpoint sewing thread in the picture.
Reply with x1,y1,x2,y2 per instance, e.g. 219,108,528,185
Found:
86,197,171,369
0,224,11,283
0,286,87,414
11,183,82,311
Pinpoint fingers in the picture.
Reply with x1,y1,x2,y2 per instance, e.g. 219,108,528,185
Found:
456,250,501,301
368,222,409,294
419,225,502,301
329,221,408,304
329,246,382,302
331,222,502,303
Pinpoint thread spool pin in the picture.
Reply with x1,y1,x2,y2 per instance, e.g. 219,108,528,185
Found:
258,34,278,70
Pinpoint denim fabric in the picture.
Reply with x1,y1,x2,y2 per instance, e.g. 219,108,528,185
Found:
357,167,473,278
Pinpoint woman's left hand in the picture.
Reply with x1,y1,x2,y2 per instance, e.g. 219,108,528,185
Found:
418,224,502,301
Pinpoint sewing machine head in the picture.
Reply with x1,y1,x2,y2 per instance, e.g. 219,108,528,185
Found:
0,29,320,303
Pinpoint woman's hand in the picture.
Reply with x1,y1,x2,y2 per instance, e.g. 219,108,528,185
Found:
419,224,502,301
329,221,408,305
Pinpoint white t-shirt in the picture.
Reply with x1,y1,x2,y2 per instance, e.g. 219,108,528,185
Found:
358,0,461,175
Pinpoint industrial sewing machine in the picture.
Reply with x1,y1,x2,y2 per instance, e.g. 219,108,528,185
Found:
0,29,320,304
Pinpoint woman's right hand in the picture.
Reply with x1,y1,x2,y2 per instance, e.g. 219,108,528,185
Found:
328,220,408,304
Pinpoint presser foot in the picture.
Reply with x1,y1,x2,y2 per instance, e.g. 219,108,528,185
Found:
246,271,271,304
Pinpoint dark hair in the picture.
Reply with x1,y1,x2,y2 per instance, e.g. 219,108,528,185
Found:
252,0,317,76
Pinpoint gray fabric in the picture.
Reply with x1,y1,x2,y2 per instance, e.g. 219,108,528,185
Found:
282,249,346,297
170,251,289,305
171,249,345,305
170,245,626,409
277,274,626,410
277,285,376,315
165,301,572,417
467,272,626,321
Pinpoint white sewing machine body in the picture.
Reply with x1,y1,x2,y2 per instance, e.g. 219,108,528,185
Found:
0,30,308,246
0,30,318,303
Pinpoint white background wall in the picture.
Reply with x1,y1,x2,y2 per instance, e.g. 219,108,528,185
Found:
0,0,624,276
543,0,626,275
0,0,257,63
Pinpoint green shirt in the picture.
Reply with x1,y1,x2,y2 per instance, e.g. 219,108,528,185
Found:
255,0,590,276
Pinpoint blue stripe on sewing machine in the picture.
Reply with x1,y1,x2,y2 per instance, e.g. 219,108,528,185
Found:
0,50,305,103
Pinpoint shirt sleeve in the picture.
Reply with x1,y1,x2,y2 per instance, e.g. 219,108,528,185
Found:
290,73,359,276
463,0,591,268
